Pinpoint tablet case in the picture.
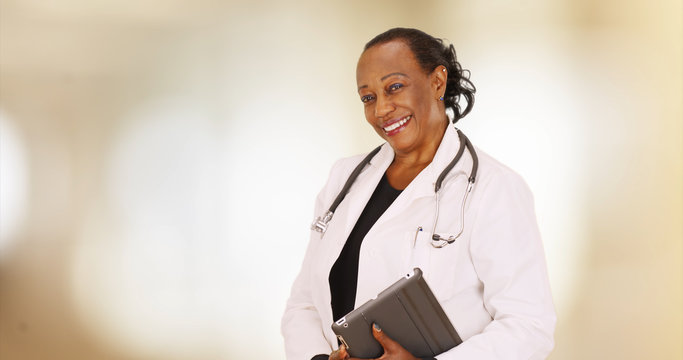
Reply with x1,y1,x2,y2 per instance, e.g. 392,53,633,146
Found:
331,268,462,358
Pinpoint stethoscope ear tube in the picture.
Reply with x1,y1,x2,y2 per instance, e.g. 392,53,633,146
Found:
311,145,383,233
434,129,468,193
434,129,476,192
430,129,478,248
464,133,478,184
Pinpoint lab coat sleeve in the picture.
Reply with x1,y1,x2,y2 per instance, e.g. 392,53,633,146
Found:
281,189,332,360
281,159,349,360
437,169,556,360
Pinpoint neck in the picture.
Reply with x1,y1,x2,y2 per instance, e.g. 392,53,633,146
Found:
385,120,448,190
392,120,447,167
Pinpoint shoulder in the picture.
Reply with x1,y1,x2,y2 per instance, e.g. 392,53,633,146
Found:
329,152,369,176
467,148,542,254
315,147,384,209
325,152,372,187
469,147,536,213
326,143,389,187
474,147,532,192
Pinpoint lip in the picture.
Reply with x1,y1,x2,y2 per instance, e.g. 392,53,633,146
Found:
382,115,412,136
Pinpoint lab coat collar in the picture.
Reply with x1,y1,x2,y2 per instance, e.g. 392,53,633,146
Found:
368,141,394,173
367,124,465,200
424,123,464,186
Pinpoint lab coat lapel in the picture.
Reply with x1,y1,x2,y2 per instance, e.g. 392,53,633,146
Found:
314,143,393,331
353,126,470,308
318,144,393,246
337,143,394,242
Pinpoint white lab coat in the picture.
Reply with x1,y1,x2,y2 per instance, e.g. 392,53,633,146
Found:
281,125,556,360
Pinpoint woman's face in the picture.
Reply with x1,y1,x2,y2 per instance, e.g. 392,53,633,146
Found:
356,40,447,157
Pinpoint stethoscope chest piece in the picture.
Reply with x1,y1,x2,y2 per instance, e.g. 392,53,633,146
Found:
311,211,333,234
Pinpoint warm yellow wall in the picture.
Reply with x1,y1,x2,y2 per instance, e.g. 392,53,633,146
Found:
0,1,680,359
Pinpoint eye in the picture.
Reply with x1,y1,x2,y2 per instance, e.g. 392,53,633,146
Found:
388,83,403,92
360,94,375,103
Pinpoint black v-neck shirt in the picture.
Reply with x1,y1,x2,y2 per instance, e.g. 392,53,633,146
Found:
313,173,436,360
328,172,402,322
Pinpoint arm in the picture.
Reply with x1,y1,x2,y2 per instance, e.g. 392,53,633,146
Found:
281,188,334,359
281,241,334,359
437,170,556,360
282,158,356,360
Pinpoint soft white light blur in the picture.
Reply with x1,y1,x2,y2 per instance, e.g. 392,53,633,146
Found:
464,31,587,310
0,0,680,359
71,97,221,358
0,110,28,255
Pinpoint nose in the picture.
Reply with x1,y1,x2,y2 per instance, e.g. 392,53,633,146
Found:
374,94,395,119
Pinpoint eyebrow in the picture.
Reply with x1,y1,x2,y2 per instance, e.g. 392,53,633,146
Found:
357,72,409,91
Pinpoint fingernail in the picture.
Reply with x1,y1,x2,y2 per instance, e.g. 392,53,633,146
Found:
373,323,381,332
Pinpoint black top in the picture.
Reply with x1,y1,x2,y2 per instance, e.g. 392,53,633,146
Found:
312,173,435,360
328,173,402,322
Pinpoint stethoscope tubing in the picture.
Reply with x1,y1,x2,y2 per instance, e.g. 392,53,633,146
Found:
311,128,478,248
430,130,478,247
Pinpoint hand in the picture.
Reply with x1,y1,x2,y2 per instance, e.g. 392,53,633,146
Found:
343,323,419,360
329,344,349,360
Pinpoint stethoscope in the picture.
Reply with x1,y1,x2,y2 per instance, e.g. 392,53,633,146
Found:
311,128,479,248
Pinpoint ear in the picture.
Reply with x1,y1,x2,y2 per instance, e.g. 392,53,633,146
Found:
431,65,448,100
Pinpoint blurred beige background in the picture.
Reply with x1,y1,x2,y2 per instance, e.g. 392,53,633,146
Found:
0,0,681,359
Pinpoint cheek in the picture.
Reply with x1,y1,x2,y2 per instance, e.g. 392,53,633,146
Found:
364,107,386,136
414,92,432,112
404,85,433,114
364,106,375,123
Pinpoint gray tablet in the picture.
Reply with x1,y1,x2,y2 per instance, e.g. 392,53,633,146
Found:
331,268,462,358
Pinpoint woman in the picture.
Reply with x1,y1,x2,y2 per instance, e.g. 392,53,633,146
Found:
282,28,556,360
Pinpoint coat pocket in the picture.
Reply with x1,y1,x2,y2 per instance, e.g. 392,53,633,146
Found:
410,230,463,302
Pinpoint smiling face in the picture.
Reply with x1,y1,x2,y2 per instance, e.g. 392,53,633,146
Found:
356,40,448,157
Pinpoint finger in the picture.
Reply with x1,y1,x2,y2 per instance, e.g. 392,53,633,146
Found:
330,346,349,360
329,349,340,360
339,344,349,359
371,323,399,353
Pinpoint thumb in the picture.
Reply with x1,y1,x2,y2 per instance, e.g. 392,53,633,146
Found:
330,344,350,360
339,344,349,359
371,323,399,353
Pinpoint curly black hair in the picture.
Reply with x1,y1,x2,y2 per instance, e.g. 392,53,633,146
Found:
364,28,476,123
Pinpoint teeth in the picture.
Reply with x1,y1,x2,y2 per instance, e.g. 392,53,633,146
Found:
383,116,411,132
